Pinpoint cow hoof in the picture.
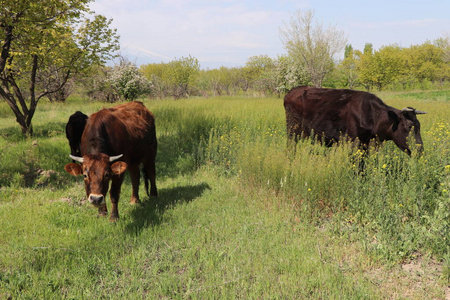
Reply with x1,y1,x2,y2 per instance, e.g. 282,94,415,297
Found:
109,215,119,222
130,198,141,205
98,206,108,217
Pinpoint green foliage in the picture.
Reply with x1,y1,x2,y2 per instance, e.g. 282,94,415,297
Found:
140,56,199,98
0,0,119,135
199,67,250,97
333,45,359,89
188,55,309,97
140,63,171,98
167,55,200,98
77,65,120,102
140,37,449,97
322,37,450,91
356,45,404,90
349,40,450,91
408,42,446,84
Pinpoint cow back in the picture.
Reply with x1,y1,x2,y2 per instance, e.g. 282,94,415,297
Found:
81,101,156,164
284,86,392,144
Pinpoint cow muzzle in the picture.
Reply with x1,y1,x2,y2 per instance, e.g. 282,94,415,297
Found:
415,143,424,156
89,194,105,206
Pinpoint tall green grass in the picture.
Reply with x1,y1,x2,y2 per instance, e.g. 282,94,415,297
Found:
389,90,450,102
201,96,450,262
0,93,448,298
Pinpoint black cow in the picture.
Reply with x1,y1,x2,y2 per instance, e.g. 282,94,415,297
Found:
284,86,427,155
65,111,88,158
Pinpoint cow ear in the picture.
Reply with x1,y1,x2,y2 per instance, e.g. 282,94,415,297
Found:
388,111,399,132
111,161,127,175
65,163,83,176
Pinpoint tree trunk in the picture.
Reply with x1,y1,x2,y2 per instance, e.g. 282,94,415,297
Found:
0,55,39,136
19,115,33,136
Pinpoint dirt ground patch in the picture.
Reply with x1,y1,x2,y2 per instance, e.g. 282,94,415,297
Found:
366,255,448,299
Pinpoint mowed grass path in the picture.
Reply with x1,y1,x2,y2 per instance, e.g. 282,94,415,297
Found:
0,92,449,298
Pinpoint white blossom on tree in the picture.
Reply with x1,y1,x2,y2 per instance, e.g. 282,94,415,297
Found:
109,61,151,101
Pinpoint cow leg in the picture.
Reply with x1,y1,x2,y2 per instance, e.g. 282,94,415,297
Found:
285,110,297,153
109,174,124,221
285,108,304,143
128,165,141,204
98,205,108,217
285,109,296,141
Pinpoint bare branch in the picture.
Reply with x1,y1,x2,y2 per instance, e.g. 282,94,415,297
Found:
280,9,347,87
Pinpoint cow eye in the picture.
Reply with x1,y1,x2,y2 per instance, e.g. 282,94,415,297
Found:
83,173,88,179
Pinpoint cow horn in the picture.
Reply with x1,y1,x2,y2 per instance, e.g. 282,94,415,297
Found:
414,110,427,115
69,155,84,163
401,107,427,115
109,154,123,162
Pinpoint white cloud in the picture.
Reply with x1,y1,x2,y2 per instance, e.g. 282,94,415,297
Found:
127,46,172,60
89,0,287,67
89,0,450,68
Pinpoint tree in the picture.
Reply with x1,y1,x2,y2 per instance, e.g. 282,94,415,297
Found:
393,47,417,90
434,34,450,85
197,67,233,97
363,43,374,55
355,43,375,90
167,55,200,98
78,65,119,103
358,45,405,90
335,44,359,89
141,56,200,99
280,9,347,87
0,0,119,135
109,59,151,101
140,62,171,98
38,66,76,103
243,55,277,95
273,55,308,94
408,42,444,87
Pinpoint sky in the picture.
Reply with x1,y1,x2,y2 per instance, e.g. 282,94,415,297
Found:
88,0,450,69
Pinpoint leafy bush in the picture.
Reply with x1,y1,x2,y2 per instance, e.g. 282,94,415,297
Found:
109,61,151,101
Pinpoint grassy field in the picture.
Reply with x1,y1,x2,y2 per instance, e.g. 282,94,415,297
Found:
0,91,449,298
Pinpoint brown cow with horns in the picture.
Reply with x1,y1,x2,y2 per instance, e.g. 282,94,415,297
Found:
64,101,157,221
284,86,427,155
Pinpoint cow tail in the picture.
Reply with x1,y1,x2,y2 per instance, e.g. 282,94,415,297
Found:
143,123,157,197
143,168,150,197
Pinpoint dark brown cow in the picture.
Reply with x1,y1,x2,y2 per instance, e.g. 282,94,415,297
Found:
284,86,427,155
64,101,157,221
65,111,88,158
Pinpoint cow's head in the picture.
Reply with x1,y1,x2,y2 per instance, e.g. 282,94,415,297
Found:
64,154,127,207
388,107,426,155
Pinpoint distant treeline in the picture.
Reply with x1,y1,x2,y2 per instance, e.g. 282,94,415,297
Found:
77,39,449,101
